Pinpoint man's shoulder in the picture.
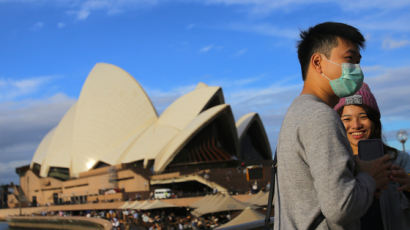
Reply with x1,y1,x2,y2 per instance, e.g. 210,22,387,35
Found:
288,94,338,121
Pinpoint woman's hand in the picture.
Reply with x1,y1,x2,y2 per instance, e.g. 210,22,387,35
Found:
390,165,410,192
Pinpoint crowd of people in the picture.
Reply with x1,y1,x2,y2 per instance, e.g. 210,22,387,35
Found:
38,208,234,230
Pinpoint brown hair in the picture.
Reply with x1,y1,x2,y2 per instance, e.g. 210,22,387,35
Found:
337,104,398,158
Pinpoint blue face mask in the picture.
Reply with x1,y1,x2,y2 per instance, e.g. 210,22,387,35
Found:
321,57,364,98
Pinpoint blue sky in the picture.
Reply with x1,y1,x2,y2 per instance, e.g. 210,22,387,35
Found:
1,0,410,184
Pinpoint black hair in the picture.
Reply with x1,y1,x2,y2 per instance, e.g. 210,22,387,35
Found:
297,22,365,81
337,104,399,158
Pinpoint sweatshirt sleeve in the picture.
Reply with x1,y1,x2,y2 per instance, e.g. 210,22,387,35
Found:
396,151,410,173
395,151,410,200
301,108,376,225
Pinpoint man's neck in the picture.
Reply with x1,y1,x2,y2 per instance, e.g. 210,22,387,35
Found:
301,79,339,107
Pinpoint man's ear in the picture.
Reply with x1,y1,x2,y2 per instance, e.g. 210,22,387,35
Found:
311,53,323,74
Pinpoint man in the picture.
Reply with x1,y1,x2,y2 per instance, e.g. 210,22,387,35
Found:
274,22,392,229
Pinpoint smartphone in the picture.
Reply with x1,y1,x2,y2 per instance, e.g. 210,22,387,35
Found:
358,139,384,161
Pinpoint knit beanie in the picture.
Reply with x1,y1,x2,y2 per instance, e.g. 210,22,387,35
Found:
334,82,380,114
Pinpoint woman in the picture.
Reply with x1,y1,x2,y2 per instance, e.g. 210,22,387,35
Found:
334,83,410,230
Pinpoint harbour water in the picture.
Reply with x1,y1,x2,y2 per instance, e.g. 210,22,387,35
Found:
0,222,9,230
0,222,25,230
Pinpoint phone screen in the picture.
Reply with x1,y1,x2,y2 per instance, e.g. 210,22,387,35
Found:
358,139,384,161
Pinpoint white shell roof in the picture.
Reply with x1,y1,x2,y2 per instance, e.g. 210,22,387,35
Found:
118,83,224,165
154,104,237,172
236,113,272,159
31,127,55,167
31,63,158,177
157,86,222,130
70,63,158,175
38,103,77,177
30,63,268,178
236,113,257,138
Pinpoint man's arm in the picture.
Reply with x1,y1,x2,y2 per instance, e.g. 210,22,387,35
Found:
302,110,375,225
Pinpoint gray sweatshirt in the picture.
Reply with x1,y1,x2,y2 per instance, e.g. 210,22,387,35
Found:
379,150,410,230
274,94,376,230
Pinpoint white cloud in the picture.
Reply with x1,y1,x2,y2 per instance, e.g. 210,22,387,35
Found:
0,160,30,185
0,0,160,20
208,74,264,88
232,75,259,86
384,128,410,144
364,66,410,118
227,23,299,39
202,0,308,15
361,65,384,73
233,48,247,57
3,0,410,39
57,22,66,28
200,44,214,53
0,142,39,162
186,23,195,30
0,160,30,174
69,0,158,20
30,21,44,31
382,37,410,50
3,0,410,20
354,16,410,33
0,93,75,139
200,0,410,39
341,0,410,11
76,9,90,20
0,76,55,101
201,0,410,12
226,83,300,113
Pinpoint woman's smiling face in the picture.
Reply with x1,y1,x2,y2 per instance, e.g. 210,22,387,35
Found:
341,105,374,153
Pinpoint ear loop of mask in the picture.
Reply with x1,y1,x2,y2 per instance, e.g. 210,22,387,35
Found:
321,72,331,81
320,55,341,81
322,55,341,66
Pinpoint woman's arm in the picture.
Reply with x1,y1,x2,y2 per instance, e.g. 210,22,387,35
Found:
391,165,410,194
392,151,410,197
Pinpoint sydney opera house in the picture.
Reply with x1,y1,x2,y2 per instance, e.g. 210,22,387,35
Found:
11,63,272,207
